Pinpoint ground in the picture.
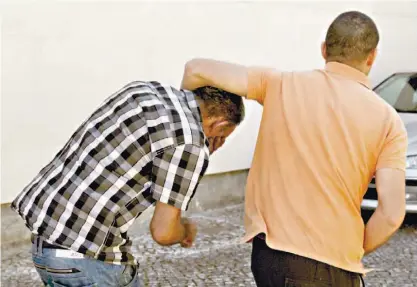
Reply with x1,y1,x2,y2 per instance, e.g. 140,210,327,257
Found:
1,203,417,286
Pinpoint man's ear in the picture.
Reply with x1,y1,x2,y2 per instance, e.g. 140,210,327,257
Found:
321,42,327,61
211,119,230,135
366,48,377,67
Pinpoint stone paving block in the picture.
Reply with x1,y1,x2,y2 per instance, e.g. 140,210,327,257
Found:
1,204,417,286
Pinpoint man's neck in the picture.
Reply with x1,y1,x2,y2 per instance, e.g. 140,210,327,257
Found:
195,97,209,119
326,60,369,76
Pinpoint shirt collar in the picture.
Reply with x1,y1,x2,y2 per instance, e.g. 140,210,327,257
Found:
183,90,203,123
182,90,210,148
325,62,371,89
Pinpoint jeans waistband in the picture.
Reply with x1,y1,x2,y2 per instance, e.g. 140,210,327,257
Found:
31,234,67,250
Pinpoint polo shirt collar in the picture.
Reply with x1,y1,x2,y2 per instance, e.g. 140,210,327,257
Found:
325,62,371,89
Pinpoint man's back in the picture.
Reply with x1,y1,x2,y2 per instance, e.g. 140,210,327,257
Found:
181,10,407,286
243,62,407,273
12,81,208,265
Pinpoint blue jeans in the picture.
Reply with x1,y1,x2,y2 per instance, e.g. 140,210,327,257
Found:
32,236,141,287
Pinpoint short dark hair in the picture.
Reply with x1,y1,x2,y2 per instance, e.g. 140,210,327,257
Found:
193,86,245,125
325,11,379,63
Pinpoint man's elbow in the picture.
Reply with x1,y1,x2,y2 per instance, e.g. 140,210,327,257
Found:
182,59,207,90
388,212,406,229
384,205,406,229
184,59,201,78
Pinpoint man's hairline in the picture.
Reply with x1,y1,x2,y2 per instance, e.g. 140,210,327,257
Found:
188,90,243,126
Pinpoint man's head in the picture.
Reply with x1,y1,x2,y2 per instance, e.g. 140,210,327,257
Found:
322,11,379,75
193,86,245,154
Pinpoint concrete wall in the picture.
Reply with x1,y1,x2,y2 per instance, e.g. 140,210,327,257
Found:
1,170,248,247
1,1,417,203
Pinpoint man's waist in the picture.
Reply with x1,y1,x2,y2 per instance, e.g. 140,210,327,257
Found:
245,230,366,274
31,234,67,250
256,233,266,240
31,234,138,265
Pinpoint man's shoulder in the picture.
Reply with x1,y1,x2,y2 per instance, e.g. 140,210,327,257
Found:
119,80,177,96
364,89,399,117
279,69,326,83
119,81,179,110
130,82,206,152
130,81,185,104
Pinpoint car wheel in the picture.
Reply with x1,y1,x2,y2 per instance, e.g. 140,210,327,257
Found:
404,213,417,226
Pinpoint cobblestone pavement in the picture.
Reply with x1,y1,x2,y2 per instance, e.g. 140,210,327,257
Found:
2,203,417,286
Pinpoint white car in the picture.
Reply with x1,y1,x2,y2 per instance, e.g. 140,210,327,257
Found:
362,72,417,214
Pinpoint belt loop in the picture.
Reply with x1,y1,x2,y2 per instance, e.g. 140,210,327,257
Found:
37,236,43,256
360,275,366,287
32,235,38,256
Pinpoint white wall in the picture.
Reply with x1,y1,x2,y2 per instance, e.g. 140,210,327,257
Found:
1,1,417,203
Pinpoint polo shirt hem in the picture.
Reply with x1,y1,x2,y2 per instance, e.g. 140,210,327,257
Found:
241,231,371,275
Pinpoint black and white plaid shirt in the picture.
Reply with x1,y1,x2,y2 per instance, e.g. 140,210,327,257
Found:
12,81,210,265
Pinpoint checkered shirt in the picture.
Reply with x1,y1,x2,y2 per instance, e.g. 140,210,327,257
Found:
11,81,210,265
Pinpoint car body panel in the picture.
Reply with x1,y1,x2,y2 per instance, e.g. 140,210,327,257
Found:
361,72,417,213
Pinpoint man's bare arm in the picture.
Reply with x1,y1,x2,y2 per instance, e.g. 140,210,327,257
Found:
150,202,196,247
181,58,249,97
364,168,406,254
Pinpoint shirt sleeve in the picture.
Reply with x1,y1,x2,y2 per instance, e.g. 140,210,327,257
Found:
376,112,408,171
247,67,281,105
151,144,209,211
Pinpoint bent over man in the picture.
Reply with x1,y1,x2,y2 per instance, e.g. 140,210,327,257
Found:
12,81,245,286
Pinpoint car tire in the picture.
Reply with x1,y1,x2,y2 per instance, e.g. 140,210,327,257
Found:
404,213,417,225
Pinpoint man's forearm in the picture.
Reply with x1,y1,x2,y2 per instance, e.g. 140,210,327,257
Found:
363,206,404,254
181,58,248,97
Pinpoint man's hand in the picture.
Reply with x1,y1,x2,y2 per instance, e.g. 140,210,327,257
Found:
180,218,197,248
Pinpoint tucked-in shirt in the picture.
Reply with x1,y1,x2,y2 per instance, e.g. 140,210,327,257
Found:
12,81,209,265
242,62,407,273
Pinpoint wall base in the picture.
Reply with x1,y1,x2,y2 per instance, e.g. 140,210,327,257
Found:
1,170,248,247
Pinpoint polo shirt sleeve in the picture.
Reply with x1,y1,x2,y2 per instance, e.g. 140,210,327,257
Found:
151,144,209,211
247,67,281,105
376,111,408,171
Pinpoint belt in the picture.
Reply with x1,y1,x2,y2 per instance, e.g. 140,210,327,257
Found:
256,233,266,240
31,234,67,250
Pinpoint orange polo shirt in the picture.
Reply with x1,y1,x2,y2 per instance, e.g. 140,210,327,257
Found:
242,62,407,274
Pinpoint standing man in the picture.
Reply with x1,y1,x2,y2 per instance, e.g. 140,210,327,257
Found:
181,11,407,286
12,82,244,286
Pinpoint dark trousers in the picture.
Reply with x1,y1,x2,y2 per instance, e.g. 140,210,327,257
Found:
251,235,363,287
